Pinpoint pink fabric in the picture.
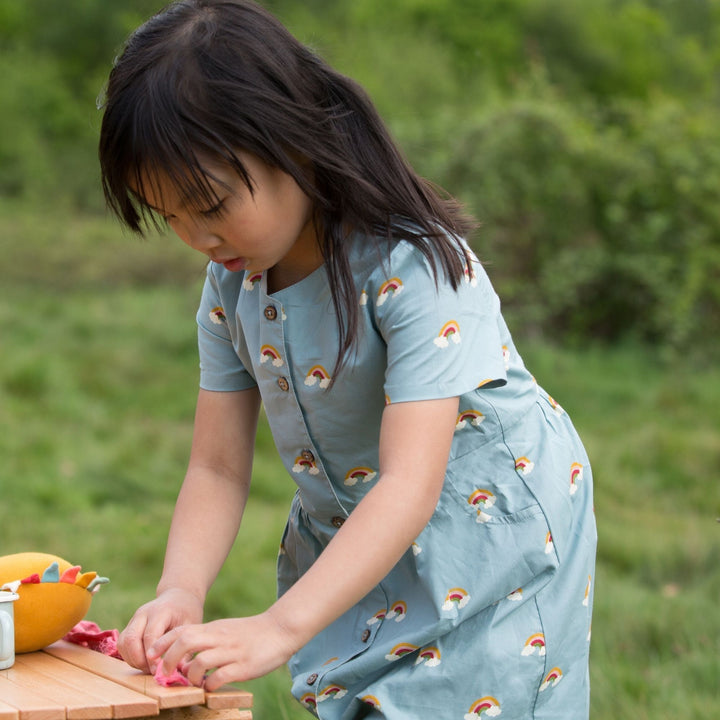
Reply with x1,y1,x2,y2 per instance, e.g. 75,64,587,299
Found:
63,621,192,687
63,621,122,658
154,662,192,687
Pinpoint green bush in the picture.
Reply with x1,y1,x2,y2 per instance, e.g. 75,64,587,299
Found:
443,88,720,355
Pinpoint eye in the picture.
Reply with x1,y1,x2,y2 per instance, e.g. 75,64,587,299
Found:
200,199,227,218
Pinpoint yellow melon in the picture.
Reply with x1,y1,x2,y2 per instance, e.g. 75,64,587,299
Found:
0,553,96,653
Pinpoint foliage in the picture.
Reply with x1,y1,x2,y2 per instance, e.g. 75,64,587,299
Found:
2,0,718,354
443,87,720,352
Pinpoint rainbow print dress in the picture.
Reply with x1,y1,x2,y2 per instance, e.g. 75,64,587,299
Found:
195,236,596,719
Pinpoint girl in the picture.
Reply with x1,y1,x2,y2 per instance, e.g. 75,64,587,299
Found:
100,1,596,718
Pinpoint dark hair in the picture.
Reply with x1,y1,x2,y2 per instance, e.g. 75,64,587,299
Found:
99,0,476,377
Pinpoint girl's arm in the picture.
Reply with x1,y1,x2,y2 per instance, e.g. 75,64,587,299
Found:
151,396,459,689
117,386,261,672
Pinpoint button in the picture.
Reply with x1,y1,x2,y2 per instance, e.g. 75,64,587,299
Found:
277,377,289,392
331,516,345,528
264,305,278,321
306,673,318,685
361,629,371,643
300,449,315,462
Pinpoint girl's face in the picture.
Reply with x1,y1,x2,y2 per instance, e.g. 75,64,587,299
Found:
140,152,320,288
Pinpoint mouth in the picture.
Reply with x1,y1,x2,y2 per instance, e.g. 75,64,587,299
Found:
213,257,247,272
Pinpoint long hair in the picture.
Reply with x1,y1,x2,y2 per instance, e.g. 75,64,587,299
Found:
99,0,476,377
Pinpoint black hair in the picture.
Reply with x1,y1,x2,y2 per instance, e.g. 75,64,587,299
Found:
99,0,476,377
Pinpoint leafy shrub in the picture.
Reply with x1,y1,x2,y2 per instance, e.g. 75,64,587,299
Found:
443,90,720,355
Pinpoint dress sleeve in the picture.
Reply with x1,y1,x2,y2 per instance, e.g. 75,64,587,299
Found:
369,242,508,404
196,265,257,392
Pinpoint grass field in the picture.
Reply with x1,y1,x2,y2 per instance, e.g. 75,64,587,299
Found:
2,208,719,718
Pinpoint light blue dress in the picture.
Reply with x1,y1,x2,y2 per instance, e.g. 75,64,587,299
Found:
196,234,596,719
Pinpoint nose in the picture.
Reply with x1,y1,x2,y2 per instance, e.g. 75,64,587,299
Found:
173,220,222,254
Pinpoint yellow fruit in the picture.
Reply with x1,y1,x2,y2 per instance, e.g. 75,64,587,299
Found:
0,553,93,653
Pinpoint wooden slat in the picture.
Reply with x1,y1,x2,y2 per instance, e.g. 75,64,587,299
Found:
158,708,251,720
1,661,111,720
17,653,158,719
0,673,64,720
44,644,205,710
0,699,19,720
203,691,253,711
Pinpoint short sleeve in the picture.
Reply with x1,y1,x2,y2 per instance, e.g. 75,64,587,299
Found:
369,242,507,403
196,266,257,392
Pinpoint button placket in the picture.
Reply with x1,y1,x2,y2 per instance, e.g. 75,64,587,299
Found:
256,285,350,522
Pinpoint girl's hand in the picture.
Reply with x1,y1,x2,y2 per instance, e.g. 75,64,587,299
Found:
117,588,204,673
149,611,297,691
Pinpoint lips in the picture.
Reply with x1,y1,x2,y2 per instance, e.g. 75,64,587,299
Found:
215,257,246,272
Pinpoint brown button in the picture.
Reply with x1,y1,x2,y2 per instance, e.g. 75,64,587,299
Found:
306,673,318,685
300,449,315,462
331,516,345,528
264,305,278,321
277,377,289,392
361,629,371,643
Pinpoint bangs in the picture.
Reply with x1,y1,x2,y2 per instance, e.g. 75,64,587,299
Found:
99,47,253,233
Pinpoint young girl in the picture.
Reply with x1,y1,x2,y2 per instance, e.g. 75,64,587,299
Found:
100,1,596,717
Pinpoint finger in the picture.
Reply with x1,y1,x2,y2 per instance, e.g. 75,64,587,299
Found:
151,625,206,675
118,615,151,672
142,616,181,670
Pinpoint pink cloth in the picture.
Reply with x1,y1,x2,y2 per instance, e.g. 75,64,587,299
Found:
63,621,191,687
63,621,122,658
154,662,192,687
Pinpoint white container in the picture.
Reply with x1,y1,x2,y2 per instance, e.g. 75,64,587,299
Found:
0,590,19,669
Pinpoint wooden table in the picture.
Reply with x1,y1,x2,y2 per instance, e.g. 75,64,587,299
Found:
0,642,252,720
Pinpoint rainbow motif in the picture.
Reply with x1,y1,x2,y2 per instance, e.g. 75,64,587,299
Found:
521,633,546,657
317,684,347,702
361,696,381,709
514,456,534,475
304,365,332,388
385,600,407,622
548,395,565,414
464,696,502,718
569,462,584,496
259,344,283,367
544,532,554,555
411,542,422,556
539,667,563,691
477,378,496,388
502,345,510,369
583,575,592,607
442,587,470,611
455,410,485,430
433,320,461,348
376,277,403,306
468,488,496,523
242,272,262,291
209,306,226,325
299,693,317,710
292,456,320,475
343,466,377,487
322,657,339,666
359,289,368,306
463,262,478,287
385,643,419,662
414,646,441,667
366,609,387,626
507,588,523,602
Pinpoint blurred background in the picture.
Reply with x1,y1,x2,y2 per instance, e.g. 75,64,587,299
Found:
1,1,718,717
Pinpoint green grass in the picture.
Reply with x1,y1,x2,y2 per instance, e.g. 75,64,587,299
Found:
2,207,719,718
